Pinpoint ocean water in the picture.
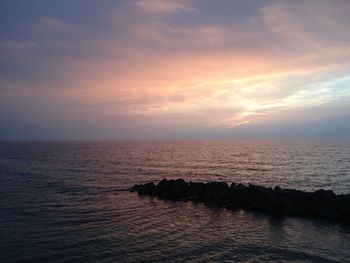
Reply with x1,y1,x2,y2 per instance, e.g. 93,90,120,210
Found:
0,140,350,262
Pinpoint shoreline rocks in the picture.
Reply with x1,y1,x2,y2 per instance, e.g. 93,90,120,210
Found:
131,178,350,224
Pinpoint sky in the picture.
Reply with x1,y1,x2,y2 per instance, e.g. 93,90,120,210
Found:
1,0,350,140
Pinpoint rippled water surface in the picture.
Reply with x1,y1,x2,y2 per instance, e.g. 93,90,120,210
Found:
1,140,350,262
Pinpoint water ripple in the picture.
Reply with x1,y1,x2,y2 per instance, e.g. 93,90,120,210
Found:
1,140,350,262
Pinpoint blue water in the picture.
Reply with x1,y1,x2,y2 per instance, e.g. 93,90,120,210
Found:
0,140,350,262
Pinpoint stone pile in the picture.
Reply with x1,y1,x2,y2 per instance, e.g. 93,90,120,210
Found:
131,178,350,224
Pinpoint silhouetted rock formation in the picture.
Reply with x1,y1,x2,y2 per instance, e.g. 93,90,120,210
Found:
131,178,350,224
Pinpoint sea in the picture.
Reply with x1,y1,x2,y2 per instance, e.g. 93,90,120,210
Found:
0,140,350,262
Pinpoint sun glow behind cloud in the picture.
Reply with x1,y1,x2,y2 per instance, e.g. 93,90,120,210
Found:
1,0,350,139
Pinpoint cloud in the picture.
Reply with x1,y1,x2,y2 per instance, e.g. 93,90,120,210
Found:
1,0,350,139
0,41,37,49
133,0,196,13
32,16,71,32
261,1,350,48
130,21,260,48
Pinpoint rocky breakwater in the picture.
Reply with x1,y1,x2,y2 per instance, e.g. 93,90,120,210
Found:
131,178,350,224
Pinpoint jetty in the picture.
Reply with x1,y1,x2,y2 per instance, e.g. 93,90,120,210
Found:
131,178,350,224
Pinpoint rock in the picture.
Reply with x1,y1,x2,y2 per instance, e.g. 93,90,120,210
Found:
202,182,231,201
274,185,282,192
336,194,350,223
131,178,350,224
157,178,187,198
188,182,205,200
138,182,156,195
249,184,267,193
129,184,139,192
316,207,338,220
156,178,172,196
314,189,336,200
172,178,187,198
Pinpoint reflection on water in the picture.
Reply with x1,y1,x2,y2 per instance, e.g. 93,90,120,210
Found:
0,140,350,262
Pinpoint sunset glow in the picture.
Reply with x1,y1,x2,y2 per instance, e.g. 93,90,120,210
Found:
1,0,350,139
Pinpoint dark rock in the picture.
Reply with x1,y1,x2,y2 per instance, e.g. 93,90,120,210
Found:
188,182,205,200
316,207,339,220
314,189,336,200
157,178,187,198
129,184,139,192
249,184,267,192
202,182,231,201
156,178,172,196
131,178,350,224
274,185,282,192
138,182,156,195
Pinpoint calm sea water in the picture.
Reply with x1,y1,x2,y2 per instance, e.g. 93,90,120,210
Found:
0,140,350,262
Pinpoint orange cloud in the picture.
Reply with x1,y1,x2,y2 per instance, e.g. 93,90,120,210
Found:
2,0,350,132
